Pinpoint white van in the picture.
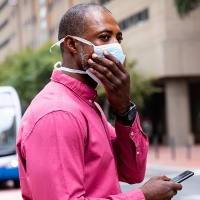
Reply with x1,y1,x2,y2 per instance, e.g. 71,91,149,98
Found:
0,86,22,187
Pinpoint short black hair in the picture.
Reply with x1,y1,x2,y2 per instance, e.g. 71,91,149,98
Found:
58,3,110,54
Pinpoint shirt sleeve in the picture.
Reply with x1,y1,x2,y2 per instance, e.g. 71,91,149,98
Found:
18,110,146,200
112,113,149,184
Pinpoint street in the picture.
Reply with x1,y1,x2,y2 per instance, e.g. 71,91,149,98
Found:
0,189,22,200
0,181,22,200
0,165,199,200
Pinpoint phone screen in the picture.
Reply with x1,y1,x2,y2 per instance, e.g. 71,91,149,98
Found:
170,170,194,183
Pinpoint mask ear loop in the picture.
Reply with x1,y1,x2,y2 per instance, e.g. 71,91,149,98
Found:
50,36,94,53
54,61,87,74
50,38,65,52
54,61,62,68
73,36,94,47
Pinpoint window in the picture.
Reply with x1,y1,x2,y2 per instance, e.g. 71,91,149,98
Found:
40,20,47,30
0,19,8,31
118,8,149,31
39,0,46,4
41,33,47,42
0,92,16,151
0,0,7,12
8,0,18,6
39,7,47,18
0,37,10,49
47,2,53,11
24,0,28,6
49,27,55,37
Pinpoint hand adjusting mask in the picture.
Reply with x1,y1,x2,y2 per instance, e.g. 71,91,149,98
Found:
50,36,125,86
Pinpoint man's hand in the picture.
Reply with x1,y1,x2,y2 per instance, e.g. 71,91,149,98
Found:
140,175,182,200
88,51,131,114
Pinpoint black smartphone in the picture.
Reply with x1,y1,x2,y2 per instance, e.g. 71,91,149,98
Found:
170,170,194,183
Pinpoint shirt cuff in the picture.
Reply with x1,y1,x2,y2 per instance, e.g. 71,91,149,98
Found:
115,113,142,140
123,188,146,200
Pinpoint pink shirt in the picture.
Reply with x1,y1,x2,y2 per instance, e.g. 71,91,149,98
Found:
17,69,148,200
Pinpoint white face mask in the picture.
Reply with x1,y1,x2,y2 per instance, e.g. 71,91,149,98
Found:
72,36,125,64
50,36,125,85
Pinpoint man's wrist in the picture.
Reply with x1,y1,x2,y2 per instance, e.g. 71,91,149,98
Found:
113,101,137,125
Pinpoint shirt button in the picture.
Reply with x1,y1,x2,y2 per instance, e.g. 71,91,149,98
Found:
137,151,140,154
89,100,92,103
130,132,134,136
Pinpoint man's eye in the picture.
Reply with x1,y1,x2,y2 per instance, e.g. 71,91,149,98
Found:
101,35,110,40
117,37,123,43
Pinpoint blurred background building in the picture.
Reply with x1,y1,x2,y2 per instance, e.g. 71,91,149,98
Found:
0,0,200,146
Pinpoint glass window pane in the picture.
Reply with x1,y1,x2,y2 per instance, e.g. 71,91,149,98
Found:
0,92,16,156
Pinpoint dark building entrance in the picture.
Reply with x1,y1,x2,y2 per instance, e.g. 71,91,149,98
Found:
190,82,200,144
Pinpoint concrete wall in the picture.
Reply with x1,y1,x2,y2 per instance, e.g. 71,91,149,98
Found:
165,80,191,145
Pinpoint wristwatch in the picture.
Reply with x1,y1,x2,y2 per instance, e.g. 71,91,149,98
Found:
113,101,137,123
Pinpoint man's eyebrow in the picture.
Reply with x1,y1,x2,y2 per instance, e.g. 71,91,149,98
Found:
101,30,123,36
101,30,113,34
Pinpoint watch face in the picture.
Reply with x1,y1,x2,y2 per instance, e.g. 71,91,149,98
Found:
114,102,136,122
128,108,136,121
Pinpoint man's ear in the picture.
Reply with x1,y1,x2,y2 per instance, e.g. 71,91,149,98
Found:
63,36,78,54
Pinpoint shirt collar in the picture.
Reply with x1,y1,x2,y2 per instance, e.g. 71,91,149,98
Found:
51,69,98,105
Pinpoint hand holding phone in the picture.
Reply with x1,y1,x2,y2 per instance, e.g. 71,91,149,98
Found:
170,170,194,183
140,175,182,200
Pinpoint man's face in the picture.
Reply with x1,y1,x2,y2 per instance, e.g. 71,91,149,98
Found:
77,9,123,70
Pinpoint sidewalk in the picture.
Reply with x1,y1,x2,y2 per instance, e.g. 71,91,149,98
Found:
147,145,200,169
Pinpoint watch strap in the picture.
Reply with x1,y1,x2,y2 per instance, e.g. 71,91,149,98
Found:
113,101,137,122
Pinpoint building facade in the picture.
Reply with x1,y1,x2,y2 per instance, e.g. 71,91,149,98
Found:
0,0,200,145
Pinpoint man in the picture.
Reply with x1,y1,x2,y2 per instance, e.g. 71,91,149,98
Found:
17,3,182,200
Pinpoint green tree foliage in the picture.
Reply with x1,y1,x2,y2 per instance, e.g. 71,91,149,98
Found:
174,0,200,17
127,60,160,108
0,42,61,109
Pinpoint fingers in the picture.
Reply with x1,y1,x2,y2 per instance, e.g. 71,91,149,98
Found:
150,175,170,181
87,67,112,87
141,176,182,200
168,189,178,199
170,182,182,191
87,53,129,86
158,175,183,191
88,51,126,77
87,58,117,86
103,50,126,73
